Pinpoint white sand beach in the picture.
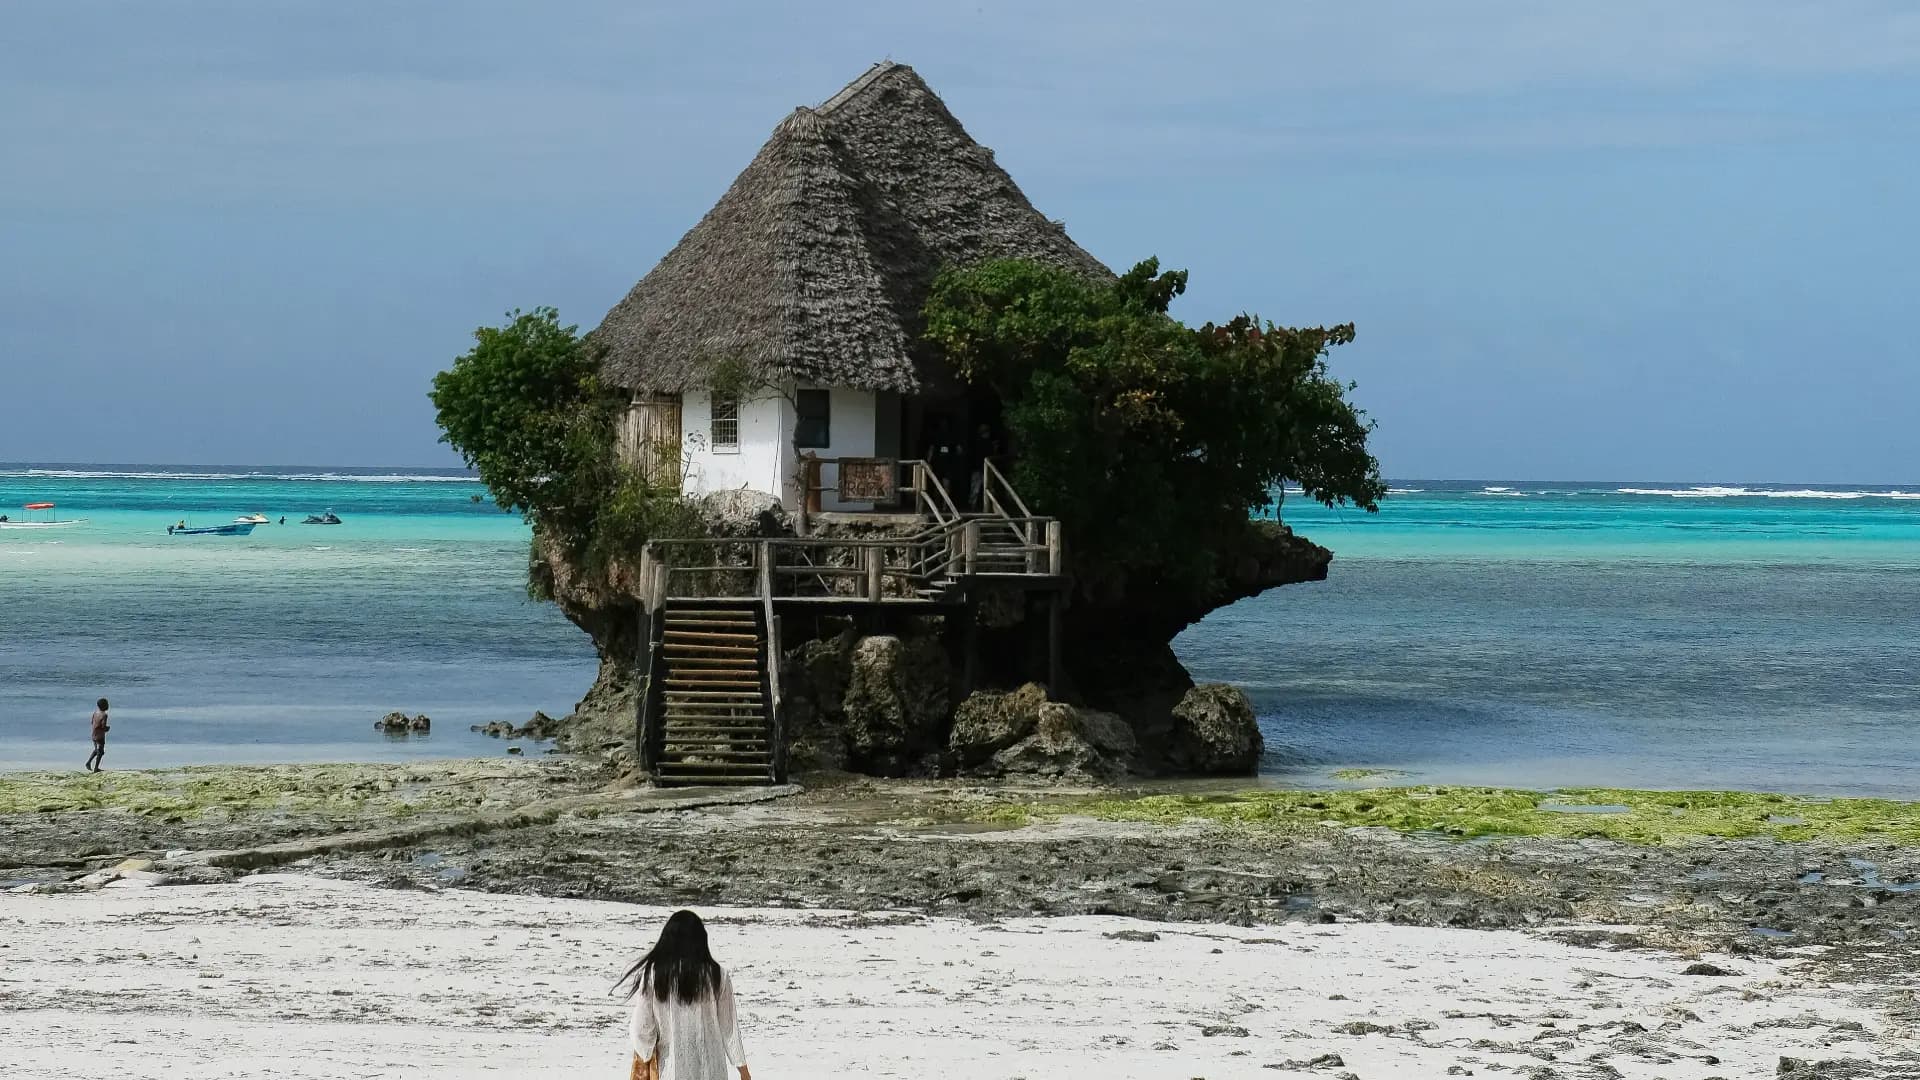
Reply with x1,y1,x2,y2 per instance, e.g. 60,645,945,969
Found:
1,874,1891,1078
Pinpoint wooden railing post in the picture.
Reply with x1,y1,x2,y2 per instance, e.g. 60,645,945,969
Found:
963,520,980,575
1046,520,1064,576
867,546,884,601
803,454,823,515
768,612,786,782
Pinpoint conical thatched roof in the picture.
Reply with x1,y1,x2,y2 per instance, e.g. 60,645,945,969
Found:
594,61,1111,394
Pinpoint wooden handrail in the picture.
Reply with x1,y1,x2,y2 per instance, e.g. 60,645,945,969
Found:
982,459,1034,519
647,511,1057,602
906,459,962,525
758,541,784,780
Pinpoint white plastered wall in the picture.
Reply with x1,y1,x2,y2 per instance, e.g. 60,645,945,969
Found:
678,385,882,511
679,390,790,502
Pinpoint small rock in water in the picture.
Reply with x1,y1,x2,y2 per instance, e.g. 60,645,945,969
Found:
473,712,560,741
376,711,431,734
1198,1024,1249,1038
506,745,524,756
1103,929,1160,942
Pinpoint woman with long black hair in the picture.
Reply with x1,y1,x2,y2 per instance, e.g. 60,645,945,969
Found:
622,910,751,1080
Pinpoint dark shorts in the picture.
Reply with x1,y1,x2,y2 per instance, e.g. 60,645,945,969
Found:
92,734,106,747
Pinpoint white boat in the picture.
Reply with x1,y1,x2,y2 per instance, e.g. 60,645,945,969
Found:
0,502,85,529
235,513,272,525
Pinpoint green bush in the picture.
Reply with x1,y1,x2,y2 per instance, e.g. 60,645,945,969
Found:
924,258,1384,595
430,307,619,546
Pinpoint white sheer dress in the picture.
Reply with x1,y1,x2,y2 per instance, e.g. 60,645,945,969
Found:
629,967,749,1080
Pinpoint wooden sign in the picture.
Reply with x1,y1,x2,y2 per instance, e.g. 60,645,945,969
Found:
837,457,897,502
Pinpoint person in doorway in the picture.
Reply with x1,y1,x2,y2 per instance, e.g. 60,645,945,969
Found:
621,910,750,1080
85,698,110,772
923,416,961,505
968,423,1002,510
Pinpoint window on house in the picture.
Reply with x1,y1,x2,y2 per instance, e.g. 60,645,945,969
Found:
710,397,740,453
794,388,831,448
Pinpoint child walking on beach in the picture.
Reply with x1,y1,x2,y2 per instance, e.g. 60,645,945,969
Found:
85,698,110,772
621,910,751,1080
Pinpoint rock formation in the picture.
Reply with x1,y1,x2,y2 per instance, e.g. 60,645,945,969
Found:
535,494,1325,781
949,683,1138,782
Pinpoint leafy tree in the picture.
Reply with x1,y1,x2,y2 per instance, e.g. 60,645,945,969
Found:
923,258,1384,596
430,307,620,545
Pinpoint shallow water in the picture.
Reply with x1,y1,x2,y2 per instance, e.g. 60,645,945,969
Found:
0,465,592,770
6,469,1919,795
1178,481,1920,798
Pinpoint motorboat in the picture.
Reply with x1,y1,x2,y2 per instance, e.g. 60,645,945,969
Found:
168,521,257,536
0,502,86,529
301,511,343,525
234,513,272,525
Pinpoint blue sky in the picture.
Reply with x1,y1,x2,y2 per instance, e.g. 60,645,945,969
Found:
2,1,1916,480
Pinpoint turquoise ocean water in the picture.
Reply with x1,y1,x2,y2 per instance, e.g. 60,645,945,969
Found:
1184,482,1920,798
0,465,591,771
4,467,1917,796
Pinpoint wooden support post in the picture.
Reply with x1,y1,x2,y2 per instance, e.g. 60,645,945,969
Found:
962,601,979,696
803,454,823,515
635,606,652,776
1047,591,1063,696
963,520,980,575
1046,520,1064,577
866,546,884,602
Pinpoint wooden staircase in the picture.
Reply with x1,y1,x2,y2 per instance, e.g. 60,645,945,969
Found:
969,516,1042,574
650,604,778,785
635,458,1064,787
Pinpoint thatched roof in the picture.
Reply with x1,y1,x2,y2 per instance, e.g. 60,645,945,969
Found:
595,61,1111,394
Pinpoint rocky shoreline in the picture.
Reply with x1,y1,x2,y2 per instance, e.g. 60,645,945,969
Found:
4,762,1915,951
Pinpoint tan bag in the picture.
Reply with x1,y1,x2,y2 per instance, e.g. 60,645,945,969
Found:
630,1052,656,1080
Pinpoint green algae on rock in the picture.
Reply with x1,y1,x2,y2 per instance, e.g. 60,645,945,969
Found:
984,786,1920,844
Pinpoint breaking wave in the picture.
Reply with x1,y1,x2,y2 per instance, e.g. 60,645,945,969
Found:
1616,486,1920,500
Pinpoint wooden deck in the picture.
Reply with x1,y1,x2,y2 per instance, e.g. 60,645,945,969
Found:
633,461,1069,786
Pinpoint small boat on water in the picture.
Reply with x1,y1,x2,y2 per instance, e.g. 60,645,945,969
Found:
235,513,272,525
168,521,257,537
301,511,343,525
0,502,86,529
